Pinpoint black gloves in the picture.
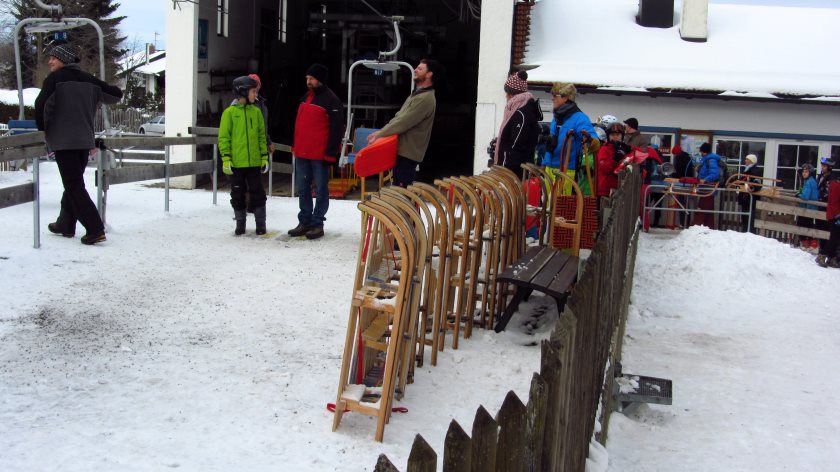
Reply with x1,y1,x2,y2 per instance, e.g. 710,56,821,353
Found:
613,141,630,162
544,134,559,154
486,137,497,158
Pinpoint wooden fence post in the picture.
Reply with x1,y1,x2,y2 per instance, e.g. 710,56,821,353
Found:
495,390,527,472
407,434,437,472
374,454,400,472
443,420,471,472
470,405,498,472
552,310,577,471
539,339,562,470
525,372,549,471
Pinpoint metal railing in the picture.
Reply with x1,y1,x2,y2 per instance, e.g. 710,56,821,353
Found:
0,132,46,247
0,127,294,248
644,184,754,231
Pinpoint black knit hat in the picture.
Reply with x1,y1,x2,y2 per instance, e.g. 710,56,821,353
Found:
49,44,79,65
306,63,328,84
699,142,711,154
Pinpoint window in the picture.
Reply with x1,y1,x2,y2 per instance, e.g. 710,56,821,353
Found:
278,0,287,43
217,0,229,37
776,143,818,191
715,139,766,174
831,145,840,164
642,133,674,156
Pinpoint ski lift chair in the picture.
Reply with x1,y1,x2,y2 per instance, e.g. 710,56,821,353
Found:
326,129,367,199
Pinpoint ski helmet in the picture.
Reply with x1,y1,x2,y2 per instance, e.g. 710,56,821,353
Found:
594,126,607,143
232,76,258,98
599,114,620,128
800,163,814,173
820,156,835,168
606,122,625,136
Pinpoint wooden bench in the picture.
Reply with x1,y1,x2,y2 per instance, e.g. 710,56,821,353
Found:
494,246,578,332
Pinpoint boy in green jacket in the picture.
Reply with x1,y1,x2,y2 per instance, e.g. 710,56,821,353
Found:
219,76,269,235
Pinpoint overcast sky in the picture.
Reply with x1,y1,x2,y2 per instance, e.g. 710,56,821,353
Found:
114,0,839,53
117,2,166,50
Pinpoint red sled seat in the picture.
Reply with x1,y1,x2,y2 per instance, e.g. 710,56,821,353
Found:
352,130,396,199
354,134,397,177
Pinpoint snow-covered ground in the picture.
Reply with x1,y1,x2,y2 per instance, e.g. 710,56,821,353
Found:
2,163,838,471
0,163,550,471
606,227,840,471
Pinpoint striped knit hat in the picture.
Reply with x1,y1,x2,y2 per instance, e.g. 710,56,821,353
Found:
49,44,79,65
504,70,528,95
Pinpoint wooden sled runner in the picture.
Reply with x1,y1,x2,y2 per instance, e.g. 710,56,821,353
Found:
333,198,417,442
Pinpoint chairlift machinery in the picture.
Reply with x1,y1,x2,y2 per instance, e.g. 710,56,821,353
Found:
13,0,114,220
13,0,111,130
338,15,415,166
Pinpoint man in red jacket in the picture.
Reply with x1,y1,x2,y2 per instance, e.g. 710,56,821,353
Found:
289,63,343,240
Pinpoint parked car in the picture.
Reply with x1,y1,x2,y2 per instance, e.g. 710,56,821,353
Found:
139,115,165,135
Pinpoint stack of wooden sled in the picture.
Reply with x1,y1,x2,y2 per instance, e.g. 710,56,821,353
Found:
332,166,530,441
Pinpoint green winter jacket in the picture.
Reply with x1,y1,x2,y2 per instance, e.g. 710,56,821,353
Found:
218,102,268,168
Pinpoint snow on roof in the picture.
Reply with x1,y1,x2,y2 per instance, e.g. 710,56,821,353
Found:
524,0,840,97
135,57,166,76
0,88,40,108
118,50,165,74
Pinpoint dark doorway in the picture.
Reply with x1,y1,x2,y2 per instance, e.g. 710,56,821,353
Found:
261,0,481,182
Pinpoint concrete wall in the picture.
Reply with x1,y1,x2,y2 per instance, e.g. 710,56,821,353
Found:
165,0,197,188
473,0,515,174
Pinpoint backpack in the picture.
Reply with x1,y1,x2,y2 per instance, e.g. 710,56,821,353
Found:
717,158,729,184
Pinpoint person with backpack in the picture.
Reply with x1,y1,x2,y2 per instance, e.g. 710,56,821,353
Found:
815,157,835,253
737,153,762,233
670,144,695,227
693,142,722,228
219,76,269,236
816,170,840,268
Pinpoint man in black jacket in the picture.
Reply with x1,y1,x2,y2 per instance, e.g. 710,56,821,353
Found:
35,44,123,245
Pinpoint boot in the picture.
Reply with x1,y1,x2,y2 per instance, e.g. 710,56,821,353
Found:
234,210,246,236
254,206,267,235
816,255,828,268
288,223,310,237
828,257,840,269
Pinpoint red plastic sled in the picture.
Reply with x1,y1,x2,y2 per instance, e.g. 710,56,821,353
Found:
354,135,398,177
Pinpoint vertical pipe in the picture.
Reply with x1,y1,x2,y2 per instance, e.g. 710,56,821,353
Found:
268,147,273,196
212,143,218,205
164,145,170,213
33,154,41,249
14,19,40,120
291,156,296,197
96,147,105,221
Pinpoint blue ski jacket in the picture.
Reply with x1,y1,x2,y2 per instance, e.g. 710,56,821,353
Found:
797,176,819,210
698,153,722,182
541,106,597,170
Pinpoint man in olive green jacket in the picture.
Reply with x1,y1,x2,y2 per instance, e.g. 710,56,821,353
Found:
368,59,444,187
